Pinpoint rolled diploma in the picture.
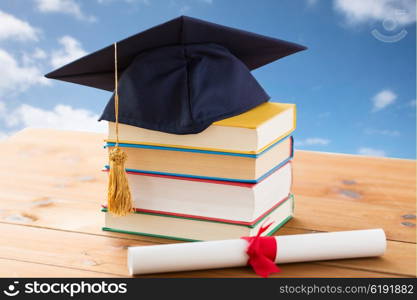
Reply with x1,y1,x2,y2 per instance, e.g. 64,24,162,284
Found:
128,229,386,275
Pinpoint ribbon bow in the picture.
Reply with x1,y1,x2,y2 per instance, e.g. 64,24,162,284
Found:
241,222,281,278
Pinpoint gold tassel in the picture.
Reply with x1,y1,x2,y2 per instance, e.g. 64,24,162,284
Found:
107,147,133,216
107,42,133,216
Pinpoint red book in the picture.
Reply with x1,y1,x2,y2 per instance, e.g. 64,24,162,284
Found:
103,161,292,225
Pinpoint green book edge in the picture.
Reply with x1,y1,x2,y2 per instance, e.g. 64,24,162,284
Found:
102,214,293,242
101,194,294,229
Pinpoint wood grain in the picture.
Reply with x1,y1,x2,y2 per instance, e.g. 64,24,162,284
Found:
0,220,415,276
293,150,416,210
0,129,415,277
137,264,404,278
0,258,121,278
0,222,411,277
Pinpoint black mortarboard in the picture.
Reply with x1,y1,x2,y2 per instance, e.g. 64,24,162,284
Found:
46,16,306,134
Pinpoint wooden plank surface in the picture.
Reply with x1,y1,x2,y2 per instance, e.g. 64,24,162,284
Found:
0,258,121,278
0,128,415,278
0,223,414,277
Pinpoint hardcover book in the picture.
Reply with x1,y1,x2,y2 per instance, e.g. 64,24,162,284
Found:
106,136,293,183
106,102,296,154
103,161,292,223
103,194,294,241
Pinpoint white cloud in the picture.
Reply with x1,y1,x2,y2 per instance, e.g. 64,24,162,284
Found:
409,99,416,107
50,35,86,68
334,0,416,26
372,89,397,112
3,102,105,133
0,131,10,141
364,128,400,136
0,10,40,42
35,0,97,22
0,101,5,115
0,101,11,140
0,48,49,96
296,137,331,146
199,0,213,4
32,48,47,59
21,47,48,66
358,147,387,157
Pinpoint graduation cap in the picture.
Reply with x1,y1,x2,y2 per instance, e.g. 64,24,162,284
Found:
46,15,306,135
45,16,306,215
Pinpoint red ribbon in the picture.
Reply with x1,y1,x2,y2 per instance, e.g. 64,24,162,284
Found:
241,222,280,278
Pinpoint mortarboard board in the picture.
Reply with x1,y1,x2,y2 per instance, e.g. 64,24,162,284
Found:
46,15,306,134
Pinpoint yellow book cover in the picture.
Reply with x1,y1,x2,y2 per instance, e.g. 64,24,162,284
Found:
213,102,295,129
107,102,296,154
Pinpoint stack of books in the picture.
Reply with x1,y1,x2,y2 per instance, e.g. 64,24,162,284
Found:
102,102,296,241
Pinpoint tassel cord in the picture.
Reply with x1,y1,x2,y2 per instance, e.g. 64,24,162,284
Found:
107,42,133,216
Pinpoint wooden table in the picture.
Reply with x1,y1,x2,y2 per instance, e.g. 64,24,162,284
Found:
0,129,415,278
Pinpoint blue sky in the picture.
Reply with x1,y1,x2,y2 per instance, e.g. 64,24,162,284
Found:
0,0,415,159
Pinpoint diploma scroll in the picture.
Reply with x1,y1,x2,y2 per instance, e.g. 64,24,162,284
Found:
128,229,386,275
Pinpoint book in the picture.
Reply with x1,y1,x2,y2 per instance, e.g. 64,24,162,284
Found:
102,194,294,241
105,136,293,183
106,102,296,154
102,161,292,223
